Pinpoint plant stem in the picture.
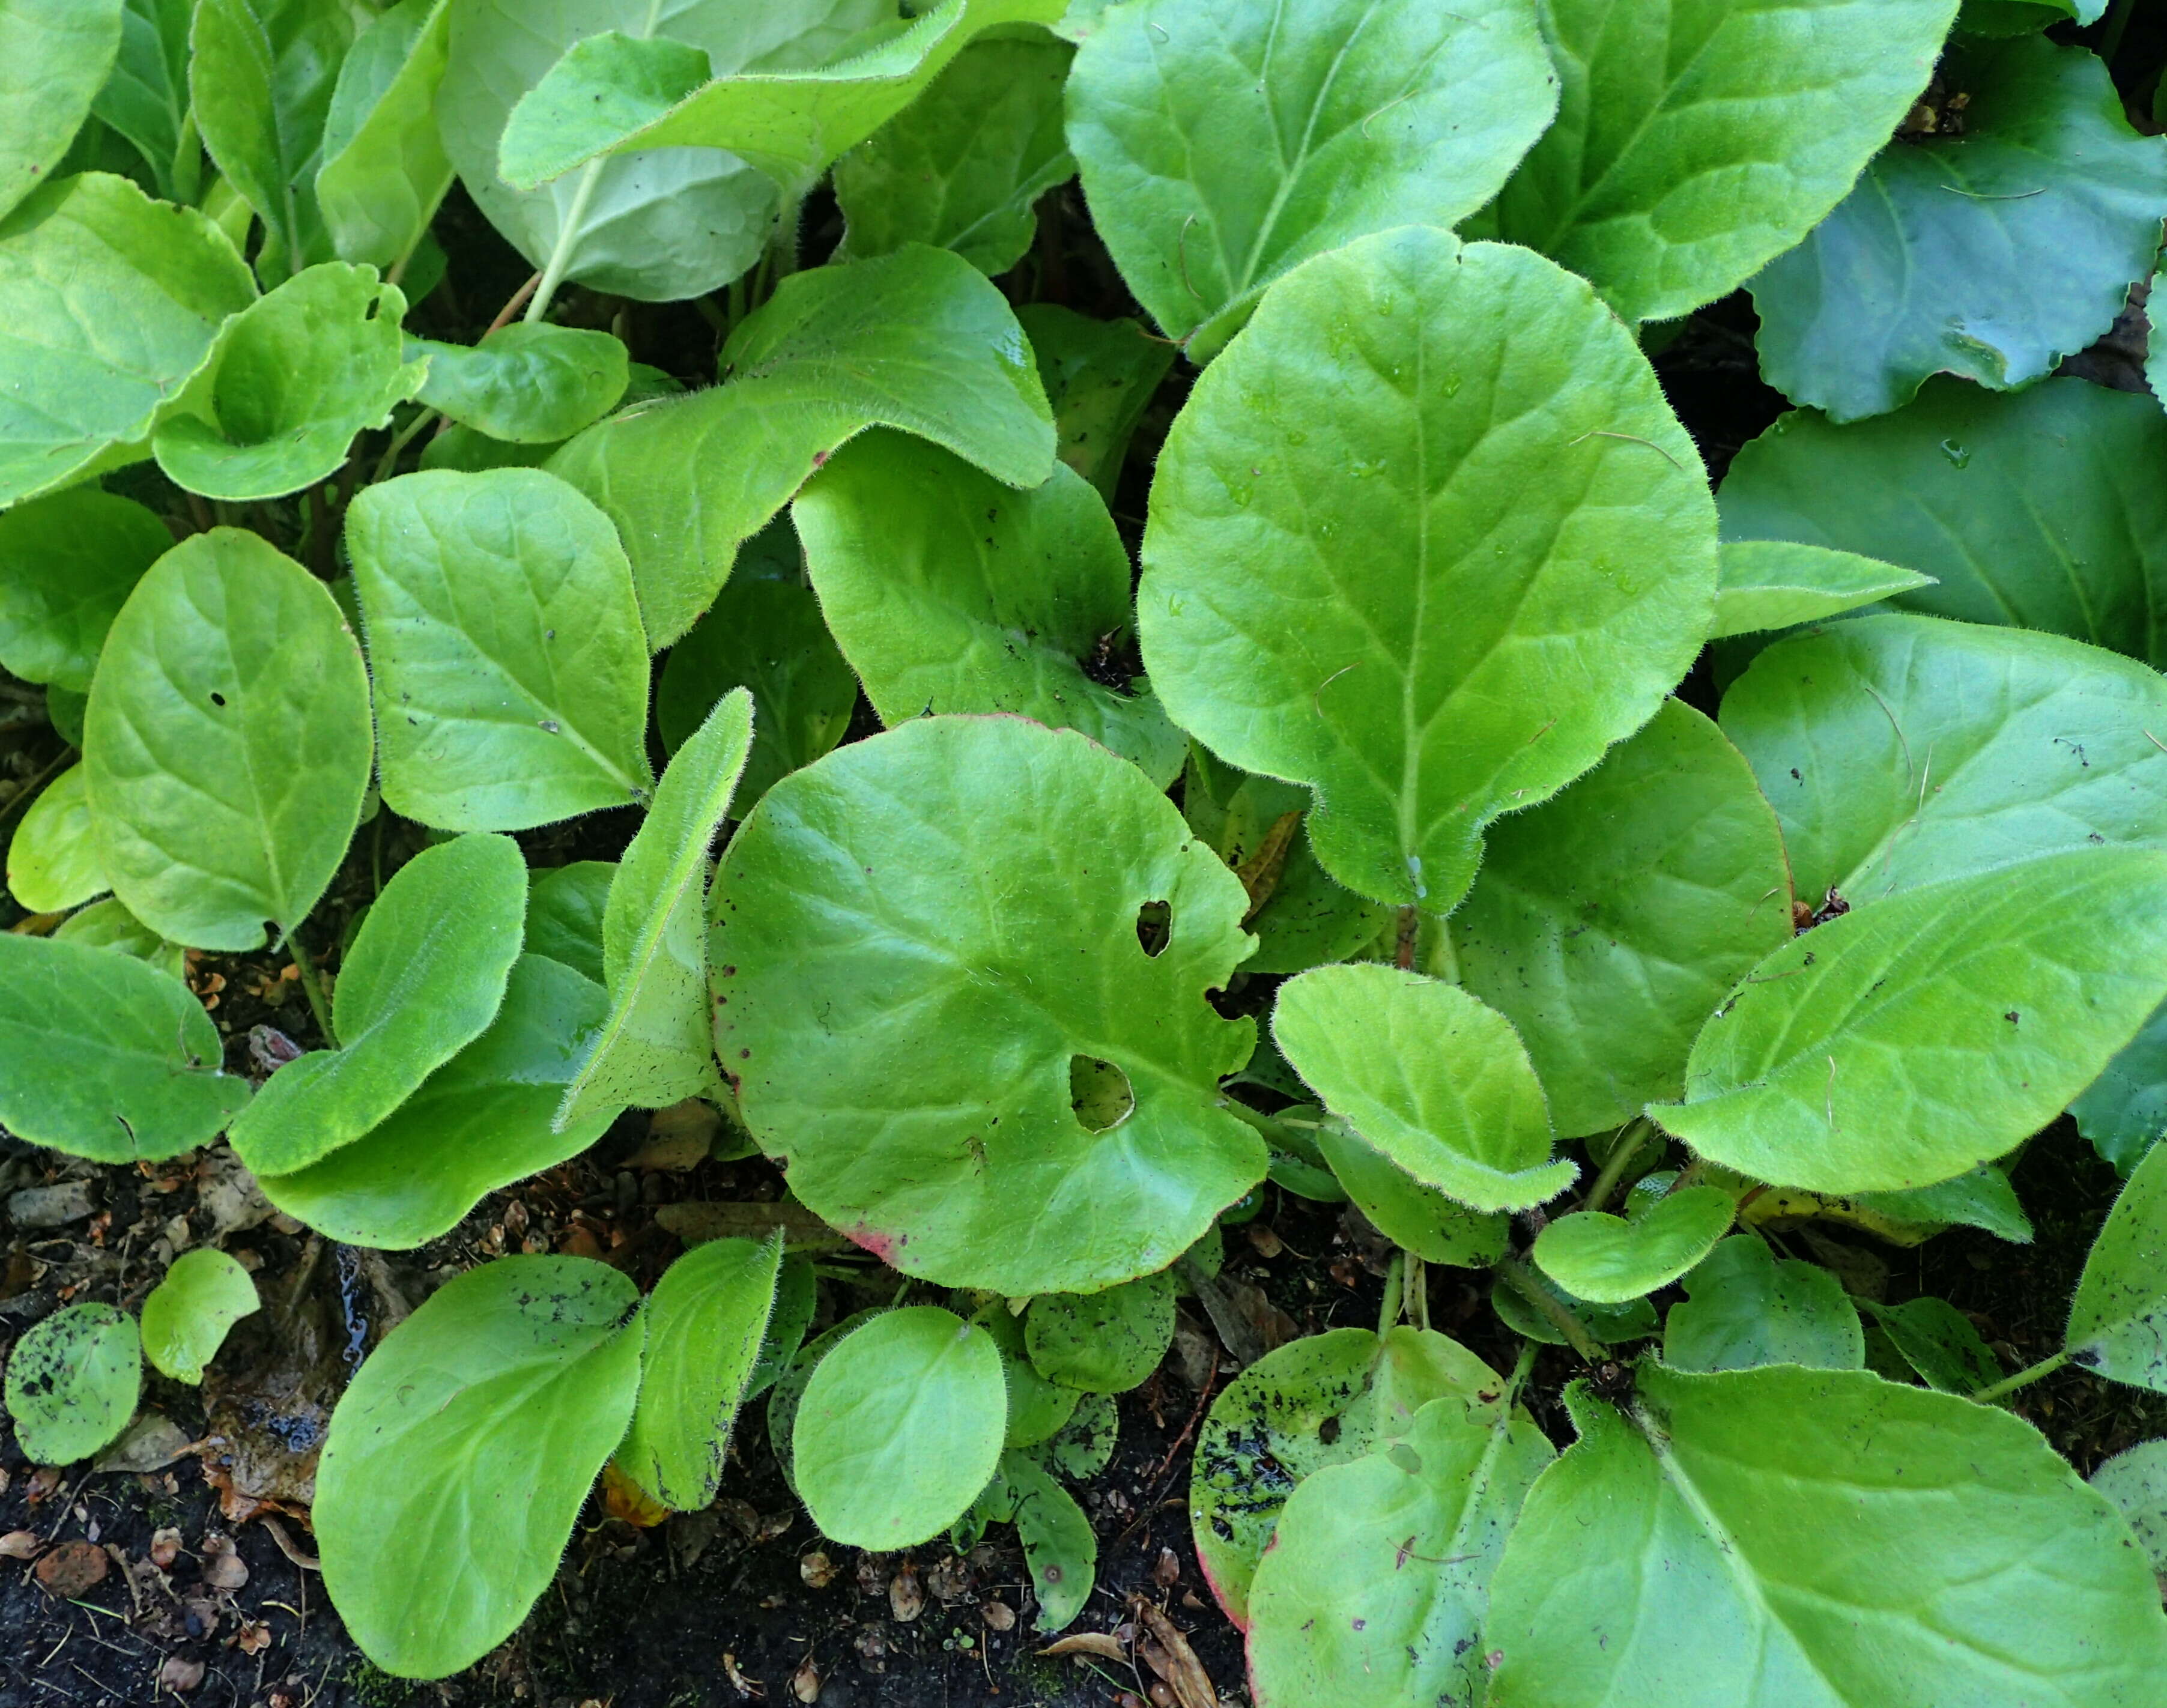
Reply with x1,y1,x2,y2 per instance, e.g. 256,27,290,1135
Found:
289,940,336,1046
0,745,73,835
1497,1255,1605,1364
527,163,606,326
1503,1338,1539,1407
371,408,438,486
1405,1253,1429,1330
1971,1349,2071,1405
1378,1252,1404,1334
1582,1117,1654,1214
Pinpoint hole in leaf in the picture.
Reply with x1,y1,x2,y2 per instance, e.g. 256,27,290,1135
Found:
1068,1056,1135,1133
1136,900,1170,958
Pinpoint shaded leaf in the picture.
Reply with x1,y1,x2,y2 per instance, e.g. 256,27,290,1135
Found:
1003,1450,1094,1631
411,323,628,444
2068,1141,2167,1395
1315,1121,1508,1268
1017,302,1173,499
1662,1234,1864,1373
523,861,612,987
1025,1270,1175,1395
1865,1295,2002,1393
0,486,169,694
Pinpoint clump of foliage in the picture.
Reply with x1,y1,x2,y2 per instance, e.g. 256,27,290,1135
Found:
4,0,2167,1700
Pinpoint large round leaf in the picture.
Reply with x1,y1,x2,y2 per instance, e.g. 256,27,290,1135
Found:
2,1302,139,1466
1065,0,1557,359
0,933,244,1161
794,431,1184,784
257,953,614,1248
1751,36,2167,422
1139,229,1715,915
0,171,256,507
346,468,654,831
549,244,1055,647
1453,698,1794,1139
84,528,373,949
711,715,1263,1295
1657,849,2167,1193
1485,1362,2167,1704
1190,1325,1506,1627
1720,379,2167,667
228,832,527,1176
1493,0,1956,326
315,1256,644,1680
1247,1396,1553,1708
152,262,426,501
1274,965,1573,1212
1720,614,2167,910
793,1306,1007,1549
0,486,171,692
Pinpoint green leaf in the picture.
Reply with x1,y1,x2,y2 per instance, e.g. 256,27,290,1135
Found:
2090,1441,2167,1576
347,468,654,831
0,172,257,507
499,0,1065,197
1242,831,1393,978
1491,1264,1658,1348
83,527,371,949
2,1303,139,1465
1485,1361,2167,1704
8,763,108,912
556,688,753,1130
314,0,455,271
1865,1295,2002,1393
1034,1389,1117,1481
153,262,424,501
1532,1187,1736,1306
92,0,196,201
1315,1121,1509,1267
0,932,246,1161
1721,614,2167,913
1067,0,1557,359
656,568,856,811
189,0,355,281
1025,1270,1175,1395
747,1252,817,1402
834,37,1073,276
316,1256,644,1681
52,896,186,981
524,861,613,986
1139,229,1715,913
226,832,527,1176
1247,1396,1553,1708
2075,999,2167,1175
436,0,874,303
1493,0,1957,327
977,1301,1080,1449
1751,37,2167,422
139,1247,258,1384
1662,1234,1864,1373
1658,850,2167,1194
2068,1140,2167,1393
1452,698,1795,1139
617,1234,782,1511
1720,378,2167,665
411,324,629,444
1274,965,1573,1213
0,486,169,693
0,0,124,219
1003,1449,1094,1631
793,431,1185,784
712,716,1262,1295
1017,302,1173,500
1712,541,1935,639
794,1306,1008,1549
549,243,1055,647
1853,1163,2034,1244
1190,1325,1507,1627
256,953,613,1247
766,1309,879,1497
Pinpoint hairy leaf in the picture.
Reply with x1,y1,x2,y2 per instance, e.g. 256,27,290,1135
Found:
227,832,526,1175
85,528,372,948
316,1257,644,1680
711,716,1262,1295
1712,541,1935,639
0,932,247,1161
1067,0,1557,357
347,468,653,831
1139,229,1715,913
2090,1441,2167,1576
1316,1122,1509,1268
1657,850,2167,1193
